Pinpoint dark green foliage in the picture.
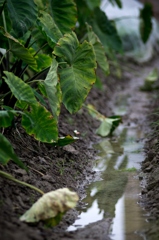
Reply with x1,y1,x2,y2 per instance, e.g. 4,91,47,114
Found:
140,2,153,43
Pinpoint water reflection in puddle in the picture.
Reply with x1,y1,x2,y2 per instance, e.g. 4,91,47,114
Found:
68,124,151,239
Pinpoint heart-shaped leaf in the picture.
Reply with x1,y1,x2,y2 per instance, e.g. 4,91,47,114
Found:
53,32,96,113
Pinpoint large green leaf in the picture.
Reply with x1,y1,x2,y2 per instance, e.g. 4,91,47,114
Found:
0,133,27,170
37,11,62,49
22,103,58,142
0,110,15,127
0,28,37,67
7,0,38,38
44,58,62,120
53,32,96,113
49,0,77,34
3,71,37,104
91,7,123,53
140,3,153,43
86,23,109,76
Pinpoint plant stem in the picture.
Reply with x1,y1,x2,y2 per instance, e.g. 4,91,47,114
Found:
0,170,44,195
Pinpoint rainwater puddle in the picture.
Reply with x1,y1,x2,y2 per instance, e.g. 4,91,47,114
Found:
68,124,152,239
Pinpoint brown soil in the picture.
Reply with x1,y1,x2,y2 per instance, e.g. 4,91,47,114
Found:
1,57,159,240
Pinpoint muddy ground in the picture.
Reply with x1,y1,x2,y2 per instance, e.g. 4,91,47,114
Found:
1,56,159,240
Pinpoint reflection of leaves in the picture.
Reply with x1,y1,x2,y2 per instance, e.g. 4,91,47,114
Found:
140,3,153,43
20,188,79,226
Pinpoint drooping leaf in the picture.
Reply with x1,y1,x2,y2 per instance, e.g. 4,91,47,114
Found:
0,133,27,170
20,188,79,226
37,11,62,49
96,116,122,137
3,71,37,104
49,0,77,34
96,118,113,137
7,0,38,38
91,7,123,53
53,32,96,113
140,3,153,43
86,23,109,75
86,104,122,136
0,28,37,67
22,103,58,142
87,104,105,121
44,58,62,120
0,110,15,127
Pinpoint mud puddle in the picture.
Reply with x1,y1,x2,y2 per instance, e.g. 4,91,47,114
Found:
67,61,159,239
68,124,152,239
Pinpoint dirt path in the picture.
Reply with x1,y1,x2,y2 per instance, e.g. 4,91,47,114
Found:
1,57,159,240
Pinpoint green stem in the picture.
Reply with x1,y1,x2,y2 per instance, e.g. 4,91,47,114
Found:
0,170,44,195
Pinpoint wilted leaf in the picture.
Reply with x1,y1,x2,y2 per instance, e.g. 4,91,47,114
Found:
22,103,58,142
0,133,27,170
53,32,96,113
3,71,37,104
20,188,79,226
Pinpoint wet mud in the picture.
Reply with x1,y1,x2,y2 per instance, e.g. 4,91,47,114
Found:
1,57,159,239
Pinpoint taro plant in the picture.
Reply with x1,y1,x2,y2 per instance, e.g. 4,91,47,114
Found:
0,0,120,167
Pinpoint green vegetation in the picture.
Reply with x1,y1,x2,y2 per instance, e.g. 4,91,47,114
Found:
0,0,154,227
